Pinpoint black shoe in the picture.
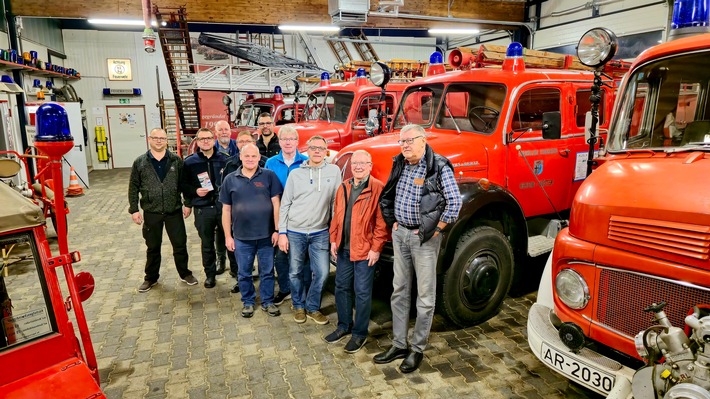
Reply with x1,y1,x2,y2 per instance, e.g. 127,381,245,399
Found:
273,292,291,306
399,351,423,373
216,259,226,275
241,305,255,318
373,345,408,364
324,329,350,344
138,280,157,293
344,337,367,353
230,284,239,294
204,276,216,288
229,271,236,278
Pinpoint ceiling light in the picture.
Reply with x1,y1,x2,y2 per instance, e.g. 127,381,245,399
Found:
88,18,158,27
428,28,480,35
278,25,341,32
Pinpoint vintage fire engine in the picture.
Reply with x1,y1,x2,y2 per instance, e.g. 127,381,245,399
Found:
0,103,102,397
275,69,409,153
333,43,628,328
528,9,710,399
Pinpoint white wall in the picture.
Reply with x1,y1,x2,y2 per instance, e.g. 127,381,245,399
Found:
63,30,173,169
532,0,669,50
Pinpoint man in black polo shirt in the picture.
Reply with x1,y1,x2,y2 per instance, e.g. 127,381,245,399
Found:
220,144,283,318
128,128,197,293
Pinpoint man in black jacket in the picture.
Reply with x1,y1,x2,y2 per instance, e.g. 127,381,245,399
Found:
374,124,462,373
255,113,280,158
128,128,197,293
183,127,230,288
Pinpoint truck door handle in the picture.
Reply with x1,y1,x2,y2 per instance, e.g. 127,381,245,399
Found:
559,148,570,157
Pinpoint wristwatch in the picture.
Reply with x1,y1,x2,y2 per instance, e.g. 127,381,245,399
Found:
435,226,442,233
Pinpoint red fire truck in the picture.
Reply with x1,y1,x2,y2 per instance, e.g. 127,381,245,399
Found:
233,87,305,134
0,103,102,397
333,45,628,328
276,70,409,153
527,15,710,399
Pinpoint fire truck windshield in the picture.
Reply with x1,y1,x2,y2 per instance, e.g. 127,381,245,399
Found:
608,51,710,152
393,83,506,134
304,91,355,123
237,103,274,127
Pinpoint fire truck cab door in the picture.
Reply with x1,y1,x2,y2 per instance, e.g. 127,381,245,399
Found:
506,84,580,217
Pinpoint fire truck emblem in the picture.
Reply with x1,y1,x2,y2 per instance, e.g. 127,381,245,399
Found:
533,160,543,175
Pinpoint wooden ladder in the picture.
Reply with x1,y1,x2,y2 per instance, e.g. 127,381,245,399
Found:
351,29,379,63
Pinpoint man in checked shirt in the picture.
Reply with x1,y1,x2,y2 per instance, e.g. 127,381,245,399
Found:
374,124,462,373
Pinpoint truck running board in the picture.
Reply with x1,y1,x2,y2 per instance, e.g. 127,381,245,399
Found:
528,235,556,258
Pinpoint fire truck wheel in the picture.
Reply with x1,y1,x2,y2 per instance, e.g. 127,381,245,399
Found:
439,226,513,327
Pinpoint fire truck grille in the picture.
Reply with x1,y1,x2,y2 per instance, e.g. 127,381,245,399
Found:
608,215,710,260
595,268,710,338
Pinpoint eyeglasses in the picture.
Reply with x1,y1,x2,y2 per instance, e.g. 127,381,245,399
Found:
397,135,424,146
258,121,273,126
237,140,254,145
351,162,371,167
279,137,298,142
195,137,213,142
149,137,167,142
308,146,327,152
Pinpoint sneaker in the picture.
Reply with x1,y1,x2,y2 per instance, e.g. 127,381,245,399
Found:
180,275,198,286
324,329,351,344
273,292,291,305
293,308,306,324
306,310,329,325
261,304,281,317
138,280,157,293
344,337,367,353
230,284,240,294
241,305,255,318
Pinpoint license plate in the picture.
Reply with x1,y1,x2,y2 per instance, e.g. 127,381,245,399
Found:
540,342,616,395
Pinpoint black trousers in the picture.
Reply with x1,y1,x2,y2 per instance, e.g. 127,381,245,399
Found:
142,210,191,282
194,206,226,278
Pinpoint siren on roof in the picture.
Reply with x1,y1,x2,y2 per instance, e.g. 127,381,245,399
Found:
502,42,525,73
320,72,331,87
427,52,446,76
273,86,284,101
355,68,368,86
669,0,710,40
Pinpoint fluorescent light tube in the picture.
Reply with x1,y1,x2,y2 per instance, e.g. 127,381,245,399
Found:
88,18,157,27
278,25,341,32
428,28,480,35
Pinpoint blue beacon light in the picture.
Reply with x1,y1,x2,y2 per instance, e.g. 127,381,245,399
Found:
35,103,73,142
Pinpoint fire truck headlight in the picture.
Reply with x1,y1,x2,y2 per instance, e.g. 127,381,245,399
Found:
576,28,618,68
555,269,590,309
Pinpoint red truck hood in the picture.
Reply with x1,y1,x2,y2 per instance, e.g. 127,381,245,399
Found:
569,151,710,270
2,357,104,399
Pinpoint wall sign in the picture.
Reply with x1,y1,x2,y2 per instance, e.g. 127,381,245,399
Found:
107,58,133,81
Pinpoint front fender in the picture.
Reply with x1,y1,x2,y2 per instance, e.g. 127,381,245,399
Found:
437,179,527,274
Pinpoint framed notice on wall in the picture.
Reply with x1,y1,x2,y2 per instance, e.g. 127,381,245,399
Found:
107,58,132,81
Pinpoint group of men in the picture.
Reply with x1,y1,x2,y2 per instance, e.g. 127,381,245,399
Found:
128,114,461,372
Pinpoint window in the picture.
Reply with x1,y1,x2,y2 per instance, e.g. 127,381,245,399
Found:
0,232,57,350
436,83,506,133
355,94,395,123
511,88,561,133
575,89,606,127
393,84,444,128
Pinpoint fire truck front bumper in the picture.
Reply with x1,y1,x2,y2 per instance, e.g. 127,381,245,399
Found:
527,302,635,398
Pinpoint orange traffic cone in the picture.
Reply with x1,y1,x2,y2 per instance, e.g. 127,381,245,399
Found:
65,167,84,197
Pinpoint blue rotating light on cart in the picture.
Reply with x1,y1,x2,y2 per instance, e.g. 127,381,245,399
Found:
35,103,73,142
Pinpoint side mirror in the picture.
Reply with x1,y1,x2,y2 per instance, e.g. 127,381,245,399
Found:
365,116,379,136
542,112,561,140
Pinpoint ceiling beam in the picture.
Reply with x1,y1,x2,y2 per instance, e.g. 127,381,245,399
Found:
12,0,525,30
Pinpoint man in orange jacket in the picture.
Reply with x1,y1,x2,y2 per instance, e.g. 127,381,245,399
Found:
325,149,388,353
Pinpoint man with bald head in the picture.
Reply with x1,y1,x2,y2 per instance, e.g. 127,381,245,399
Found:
214,120,239,157
220,144,283,318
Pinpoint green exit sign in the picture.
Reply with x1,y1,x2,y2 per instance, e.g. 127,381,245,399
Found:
119,98,130,104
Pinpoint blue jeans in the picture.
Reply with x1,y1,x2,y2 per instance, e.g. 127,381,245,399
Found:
288,230,329,312
274,247,312,295
335,249,375,339
235,238,275,306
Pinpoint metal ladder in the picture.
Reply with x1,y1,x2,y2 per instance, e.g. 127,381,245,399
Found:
351,29,379,62
327,39,354,65
153,6,201,138
296,32,325,69
157,98,184,157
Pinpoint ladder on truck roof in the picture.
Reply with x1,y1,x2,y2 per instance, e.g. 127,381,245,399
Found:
153,6,201,137
177,63,322,94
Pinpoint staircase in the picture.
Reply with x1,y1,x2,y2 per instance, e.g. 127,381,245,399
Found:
153,6,201,138
350,29,379,62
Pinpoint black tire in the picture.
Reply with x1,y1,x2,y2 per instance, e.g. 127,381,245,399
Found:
439,226,514,327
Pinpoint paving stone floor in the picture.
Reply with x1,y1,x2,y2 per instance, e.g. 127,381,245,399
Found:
61,169,600,399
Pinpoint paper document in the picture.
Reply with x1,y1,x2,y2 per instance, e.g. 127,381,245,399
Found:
197,172,214,191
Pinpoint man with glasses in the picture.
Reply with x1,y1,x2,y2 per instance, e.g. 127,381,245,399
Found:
214,120,238,157
183,127,229,288
129,128,197,293
255,113,280,158
221,130,268,290
265,126,310,305
278,135,341,325
325,150,387,353
374,124,461,373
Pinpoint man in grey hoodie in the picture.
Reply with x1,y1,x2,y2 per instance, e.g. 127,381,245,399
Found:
278,135,342,324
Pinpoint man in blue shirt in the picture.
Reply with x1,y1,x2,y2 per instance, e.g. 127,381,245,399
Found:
214,120,238,157
220,144,283,318
265,125,310,305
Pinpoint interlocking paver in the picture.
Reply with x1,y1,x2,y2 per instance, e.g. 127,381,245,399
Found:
61,170,600,399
